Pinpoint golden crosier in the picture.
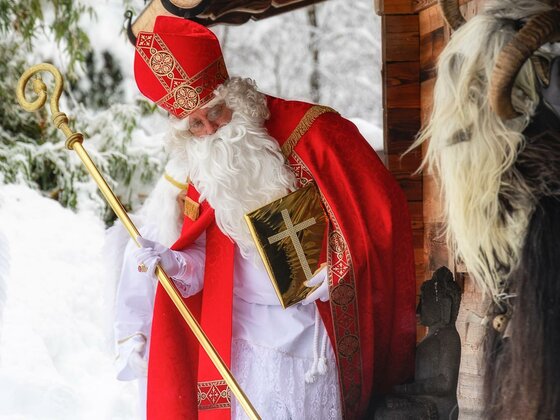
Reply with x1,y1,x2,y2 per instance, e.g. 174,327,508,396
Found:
17,63,84,149
16,63,260,420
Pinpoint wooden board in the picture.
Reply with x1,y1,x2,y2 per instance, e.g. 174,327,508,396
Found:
380,5,424,340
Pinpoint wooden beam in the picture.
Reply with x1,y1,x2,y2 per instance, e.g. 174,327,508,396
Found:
377,0,415,15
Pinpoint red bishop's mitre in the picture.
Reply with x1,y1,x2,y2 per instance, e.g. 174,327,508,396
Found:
134,16,228,119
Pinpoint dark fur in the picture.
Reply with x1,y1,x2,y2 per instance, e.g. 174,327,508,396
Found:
484,196,560,419
482,99,560,419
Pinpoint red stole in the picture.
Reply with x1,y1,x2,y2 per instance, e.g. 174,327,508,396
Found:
146,97,416,420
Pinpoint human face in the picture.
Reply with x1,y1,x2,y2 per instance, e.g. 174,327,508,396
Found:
187,102,233,137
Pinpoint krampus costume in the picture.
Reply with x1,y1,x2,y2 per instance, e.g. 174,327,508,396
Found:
415,1,560,418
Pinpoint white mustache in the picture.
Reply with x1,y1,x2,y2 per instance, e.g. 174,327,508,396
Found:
181,111,297,258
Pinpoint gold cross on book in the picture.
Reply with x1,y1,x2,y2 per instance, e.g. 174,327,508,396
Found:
245,182,328,308
267,210,316,281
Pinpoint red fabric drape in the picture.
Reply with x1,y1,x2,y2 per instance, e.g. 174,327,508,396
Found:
147,96,416,419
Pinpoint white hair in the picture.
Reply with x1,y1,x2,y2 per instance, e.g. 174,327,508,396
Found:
483,0,556,19
168,77,297,257
138,156,188,247
410,2,558,300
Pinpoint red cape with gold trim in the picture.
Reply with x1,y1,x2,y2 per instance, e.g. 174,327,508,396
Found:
146,96,416,419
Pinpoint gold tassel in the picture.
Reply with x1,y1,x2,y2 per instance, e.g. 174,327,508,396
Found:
184,196,200,221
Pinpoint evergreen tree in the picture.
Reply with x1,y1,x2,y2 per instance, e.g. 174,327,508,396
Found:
0,1,165,224
69,50,125,110
216,0,381,122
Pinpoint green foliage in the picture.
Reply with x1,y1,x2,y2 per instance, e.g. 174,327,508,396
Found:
69,50,125,110
0,0,93,75
74,103,164,222
0,4,165,224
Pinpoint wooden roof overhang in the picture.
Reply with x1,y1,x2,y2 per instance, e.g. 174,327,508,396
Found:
128,0,328,35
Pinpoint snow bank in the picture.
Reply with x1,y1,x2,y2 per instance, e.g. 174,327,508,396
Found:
0,184,138,420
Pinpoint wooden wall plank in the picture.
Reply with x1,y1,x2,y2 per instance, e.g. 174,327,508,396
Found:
386,62,420,108
420,77,435,122
386,109,421,151
385,34,420,62
385,14,419,32
387,154,422,201
379,0,415,15
382,7,424,340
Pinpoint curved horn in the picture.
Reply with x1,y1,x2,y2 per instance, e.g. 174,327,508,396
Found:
490,9,560,120
438,0,466,31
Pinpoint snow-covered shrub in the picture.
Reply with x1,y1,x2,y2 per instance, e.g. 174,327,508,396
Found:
0,1,166,224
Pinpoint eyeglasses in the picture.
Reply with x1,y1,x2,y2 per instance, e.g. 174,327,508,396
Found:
188,103,228,137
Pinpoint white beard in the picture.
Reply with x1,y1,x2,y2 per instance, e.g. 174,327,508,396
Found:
138,156,188,247
182,111,297,257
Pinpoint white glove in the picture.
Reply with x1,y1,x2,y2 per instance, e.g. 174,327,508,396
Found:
301,265,329,305
133,236,185,278
117,334,148,379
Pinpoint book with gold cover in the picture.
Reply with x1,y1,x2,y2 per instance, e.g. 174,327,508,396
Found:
244,182,328,308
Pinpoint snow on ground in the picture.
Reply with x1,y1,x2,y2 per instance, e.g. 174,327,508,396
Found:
0,184,138,420
0,231,8,347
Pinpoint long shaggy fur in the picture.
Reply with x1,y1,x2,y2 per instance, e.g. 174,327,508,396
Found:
138,156,188,247
484,197,560,419
412,1,560,418
413,0,557,299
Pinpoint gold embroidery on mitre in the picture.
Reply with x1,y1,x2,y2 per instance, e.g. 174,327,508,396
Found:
150,51,175,75
173,84,200,111
136,33,227,118
281,105,338,158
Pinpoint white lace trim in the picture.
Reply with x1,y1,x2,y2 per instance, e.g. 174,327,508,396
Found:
230,338,342,420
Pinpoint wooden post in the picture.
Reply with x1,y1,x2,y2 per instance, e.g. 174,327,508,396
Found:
378,0,424,338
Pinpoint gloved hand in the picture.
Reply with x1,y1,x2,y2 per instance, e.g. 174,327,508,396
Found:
118,334,148,379
301,265,329,305
133,236,184,277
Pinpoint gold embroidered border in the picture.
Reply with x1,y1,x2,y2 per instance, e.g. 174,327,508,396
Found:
197,380,231,410
288,153,363,420
154,57,227,118
136,33,189,92
184,196,200,221
136,33,227,118
281,105,337,158
164,175,200,220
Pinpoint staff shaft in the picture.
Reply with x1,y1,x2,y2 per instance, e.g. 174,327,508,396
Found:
74,142,260,420
17,63,260,420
